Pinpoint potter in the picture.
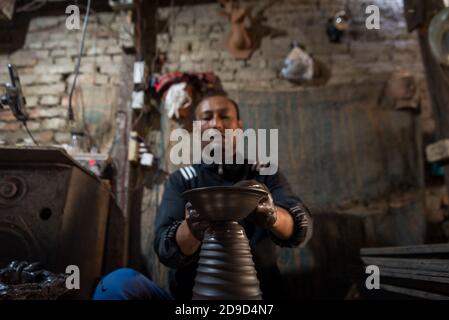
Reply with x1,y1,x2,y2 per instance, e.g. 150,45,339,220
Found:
170,120,279,175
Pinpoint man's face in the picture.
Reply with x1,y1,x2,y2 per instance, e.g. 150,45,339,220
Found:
196,96,243,156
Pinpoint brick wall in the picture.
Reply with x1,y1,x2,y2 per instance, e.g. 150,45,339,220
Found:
157,0,433,134
0,2,435,152
141,1,443,292
154,0,448,234
0,11,133,150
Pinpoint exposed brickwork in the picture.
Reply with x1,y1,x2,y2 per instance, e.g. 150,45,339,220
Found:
0,11,133,149
157,0,433,134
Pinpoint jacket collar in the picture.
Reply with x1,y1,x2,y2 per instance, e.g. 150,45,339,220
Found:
200,161,248,181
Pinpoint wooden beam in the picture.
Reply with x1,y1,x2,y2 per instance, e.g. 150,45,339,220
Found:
361,257,449,272
404,0,425,31
403,0,445,31
406,0,449,196
361,243,449,256
375,266,449,279
380,283,449,300
126,0,158,272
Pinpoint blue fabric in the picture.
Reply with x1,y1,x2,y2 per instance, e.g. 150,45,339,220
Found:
431,163,445,177
92,268,173,300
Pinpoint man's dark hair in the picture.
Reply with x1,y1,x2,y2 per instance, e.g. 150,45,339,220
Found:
195,89,240,120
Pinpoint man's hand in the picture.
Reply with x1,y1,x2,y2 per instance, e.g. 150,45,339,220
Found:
175,202,207,256
235,180,295,240
185,202,210,241
235,180,278,229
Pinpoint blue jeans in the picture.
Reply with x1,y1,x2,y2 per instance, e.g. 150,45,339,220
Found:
92,268,173,300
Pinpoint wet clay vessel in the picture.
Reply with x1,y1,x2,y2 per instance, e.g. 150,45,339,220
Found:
183,186,267,300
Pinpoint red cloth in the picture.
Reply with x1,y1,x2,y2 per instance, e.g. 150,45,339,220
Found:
155,71,187,94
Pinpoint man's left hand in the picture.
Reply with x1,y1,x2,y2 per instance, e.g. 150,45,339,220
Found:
235,180,277,229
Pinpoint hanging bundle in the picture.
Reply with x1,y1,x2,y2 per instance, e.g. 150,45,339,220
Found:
280,43,314,82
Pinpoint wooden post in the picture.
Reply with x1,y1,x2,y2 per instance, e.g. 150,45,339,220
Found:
125,0,158,272
404,0,449,194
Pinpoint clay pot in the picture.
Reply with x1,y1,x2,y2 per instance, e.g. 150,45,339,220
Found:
183,186,267,300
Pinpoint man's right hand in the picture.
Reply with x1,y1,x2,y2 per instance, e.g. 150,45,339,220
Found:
185,202,210,241
175,203,208,256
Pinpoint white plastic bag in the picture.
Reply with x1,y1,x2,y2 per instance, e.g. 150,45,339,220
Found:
164,82,192,119
280,46,314,82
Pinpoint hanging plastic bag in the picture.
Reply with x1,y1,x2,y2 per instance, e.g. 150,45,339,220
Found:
164,82,192,119
280,44,314,82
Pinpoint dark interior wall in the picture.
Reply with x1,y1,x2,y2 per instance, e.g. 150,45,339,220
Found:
233,85,423,209
233,85,425,298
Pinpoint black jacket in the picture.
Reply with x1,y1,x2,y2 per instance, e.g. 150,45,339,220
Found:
153,162,312,300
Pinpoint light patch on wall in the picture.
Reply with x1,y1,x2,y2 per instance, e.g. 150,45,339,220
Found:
71,85,118,152
367,0,403,15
